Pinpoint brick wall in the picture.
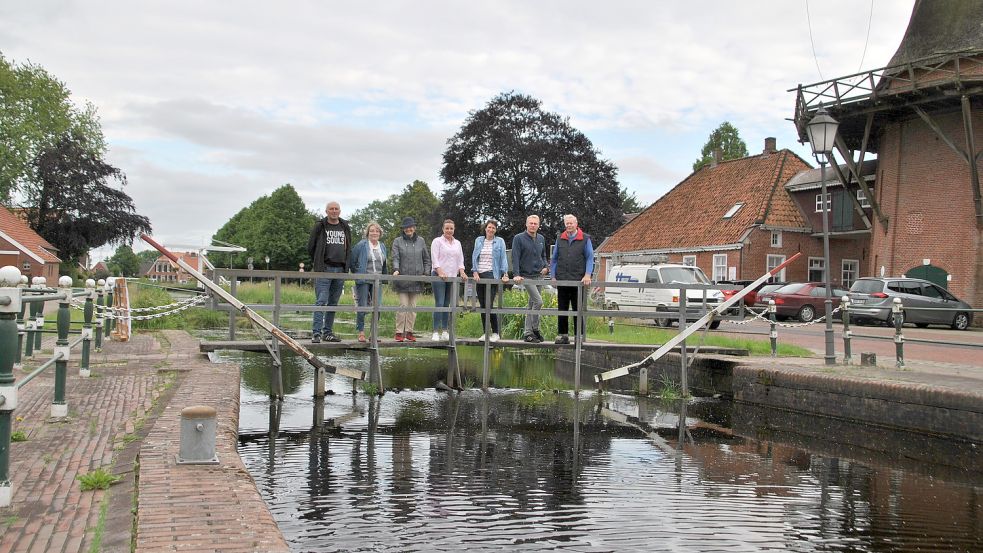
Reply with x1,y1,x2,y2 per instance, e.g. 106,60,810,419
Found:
873,107,983,308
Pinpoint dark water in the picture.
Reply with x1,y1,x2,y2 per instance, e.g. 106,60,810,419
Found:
230,349,983,552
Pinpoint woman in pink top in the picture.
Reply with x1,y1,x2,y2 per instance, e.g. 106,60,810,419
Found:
430,219,467,341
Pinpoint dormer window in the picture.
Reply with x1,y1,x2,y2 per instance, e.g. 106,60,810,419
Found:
723,203,744,219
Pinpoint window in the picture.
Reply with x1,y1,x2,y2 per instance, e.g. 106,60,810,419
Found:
815,193,831,212
712,254,727,282
682,255,696,267
723,203,744,219
856,189,871,208
841,259,859,287
770,230,782,247
808,257,826,282
645,269,661,284
766,254,786,283
920,283,943,299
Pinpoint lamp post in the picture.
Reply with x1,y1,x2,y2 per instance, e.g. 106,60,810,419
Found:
806,106,840,366
265,255,270,271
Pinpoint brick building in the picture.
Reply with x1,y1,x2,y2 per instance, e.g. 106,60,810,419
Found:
0,207,61,281
144,252,200,283
791,0,983,311
596,139,868,286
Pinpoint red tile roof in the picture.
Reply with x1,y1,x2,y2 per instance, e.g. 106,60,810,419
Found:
0,207,61,263
598,149,812,253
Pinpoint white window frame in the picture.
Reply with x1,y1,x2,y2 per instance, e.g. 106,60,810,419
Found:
682,255,696,267
723,203,744,219
766,254,786,283
815,193,831,213
770,230,782,248
842,259,859,287
712,254,728,282
856,189,871,208
808,257,826,282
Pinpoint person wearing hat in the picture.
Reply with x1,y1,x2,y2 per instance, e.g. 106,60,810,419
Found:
390,216,431,341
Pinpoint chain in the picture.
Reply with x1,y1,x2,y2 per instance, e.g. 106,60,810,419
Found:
724,306,843,328
70,294,208,320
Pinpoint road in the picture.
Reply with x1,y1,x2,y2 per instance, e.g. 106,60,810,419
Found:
711,317,983,367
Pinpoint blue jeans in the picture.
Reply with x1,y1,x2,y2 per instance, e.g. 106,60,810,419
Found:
355,282,374,332
432,280,453,330
313,267,345,336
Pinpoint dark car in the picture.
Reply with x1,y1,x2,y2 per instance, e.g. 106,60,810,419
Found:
718,280,785,308
756,282,849,322
848,277,974,330
751,282,789,308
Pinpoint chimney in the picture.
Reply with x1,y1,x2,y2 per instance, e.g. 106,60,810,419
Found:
711,148,722,168
763,137,777,154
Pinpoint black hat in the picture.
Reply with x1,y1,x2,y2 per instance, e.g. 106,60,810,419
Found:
401,217,417,229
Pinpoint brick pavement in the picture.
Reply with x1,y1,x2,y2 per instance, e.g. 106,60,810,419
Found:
0,330,287,553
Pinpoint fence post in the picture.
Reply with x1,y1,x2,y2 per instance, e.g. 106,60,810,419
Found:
80,279,95,378
769,300,778,357
14,276,26,371
104,279,114,342
273,276,282,328
94,279,105,351
0,266,24,507
51,276,72,418
481,278,491,390
33,277,45,351
574,283,585,395
841,296,852,365
678,291,688,396
228,278,238,341
447,278,462,390
893,298,905,369
369,275,383,392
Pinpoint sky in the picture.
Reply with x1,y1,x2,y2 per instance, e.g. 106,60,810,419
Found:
0,0,916,261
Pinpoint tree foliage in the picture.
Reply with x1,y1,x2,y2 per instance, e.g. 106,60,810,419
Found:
26,133,151,264
210,184,316,270
0,53,105,202
349,180,441,247
136,249,161,263
692,121,748,171
106,244,141,277
439,92,629,251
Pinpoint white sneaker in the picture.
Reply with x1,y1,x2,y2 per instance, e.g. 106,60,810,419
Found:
440,330,449,341
478,334,486,341
490,333,500,342
431,332,440,341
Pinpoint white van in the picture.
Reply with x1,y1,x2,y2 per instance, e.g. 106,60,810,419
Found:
603,264,724,329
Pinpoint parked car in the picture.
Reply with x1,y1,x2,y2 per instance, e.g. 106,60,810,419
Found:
605,263,723,329
719,279,786,308
756,282,849,322
847,277,974,330
752,282,789,307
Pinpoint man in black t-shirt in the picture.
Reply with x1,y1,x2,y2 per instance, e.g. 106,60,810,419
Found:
307,201,352,342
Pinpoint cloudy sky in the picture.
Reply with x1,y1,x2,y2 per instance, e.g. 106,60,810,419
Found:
1,0,915,260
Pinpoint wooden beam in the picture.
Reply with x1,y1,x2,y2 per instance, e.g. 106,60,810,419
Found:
961,95,983,227
912,105,970,163
826,151,873,230
834,135,888,229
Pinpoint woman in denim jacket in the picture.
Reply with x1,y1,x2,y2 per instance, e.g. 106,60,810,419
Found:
349,221,388,342
471,219,510,341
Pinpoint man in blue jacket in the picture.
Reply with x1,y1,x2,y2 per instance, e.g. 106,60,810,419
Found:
550,214,594,344
511,215,549,343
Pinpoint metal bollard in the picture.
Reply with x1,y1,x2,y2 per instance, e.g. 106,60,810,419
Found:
51,276,72,418
14,276,26,371
841,296,852,364
768,300,777,357
177,405,219,464
0,266,24,507
893,298,904,369
94,280,105,351
33,277,44,351
80,279,95,378
608,317,614,335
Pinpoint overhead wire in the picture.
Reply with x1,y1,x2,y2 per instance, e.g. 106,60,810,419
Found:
805,0,824,80
857,0,875,71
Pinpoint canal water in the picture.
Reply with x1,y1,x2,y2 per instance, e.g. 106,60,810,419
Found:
226,348,983,552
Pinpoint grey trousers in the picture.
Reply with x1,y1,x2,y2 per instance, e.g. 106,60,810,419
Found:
521,278,543,336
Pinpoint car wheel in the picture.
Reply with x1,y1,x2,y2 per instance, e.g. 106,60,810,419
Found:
798,305,815,323
654,306,673,328
709,320,721,330
952,312,970,331
915,323,929,329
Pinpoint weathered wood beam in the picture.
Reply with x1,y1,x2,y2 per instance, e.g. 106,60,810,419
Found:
826,151,873,230
912,105,970,163
834,135,888,229
961,95,983,227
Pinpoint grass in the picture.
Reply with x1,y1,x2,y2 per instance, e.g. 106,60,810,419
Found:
10,431,27,442
656,373,683,400
88,489,110,553
78,467,120,491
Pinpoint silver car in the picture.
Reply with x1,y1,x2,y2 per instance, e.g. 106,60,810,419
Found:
847,277,974,330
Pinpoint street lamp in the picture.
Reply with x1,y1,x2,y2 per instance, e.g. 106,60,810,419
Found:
806,106,840,366
265,255,270,271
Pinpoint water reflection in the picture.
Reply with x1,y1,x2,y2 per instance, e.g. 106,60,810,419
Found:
229,350,983,552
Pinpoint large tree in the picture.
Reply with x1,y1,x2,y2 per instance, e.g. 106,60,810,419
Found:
440,92,628,251
692,121,748,171
211,184,316,270
26,133,151,264
349,180,441,247
106,244,141,277
0,53,105,202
